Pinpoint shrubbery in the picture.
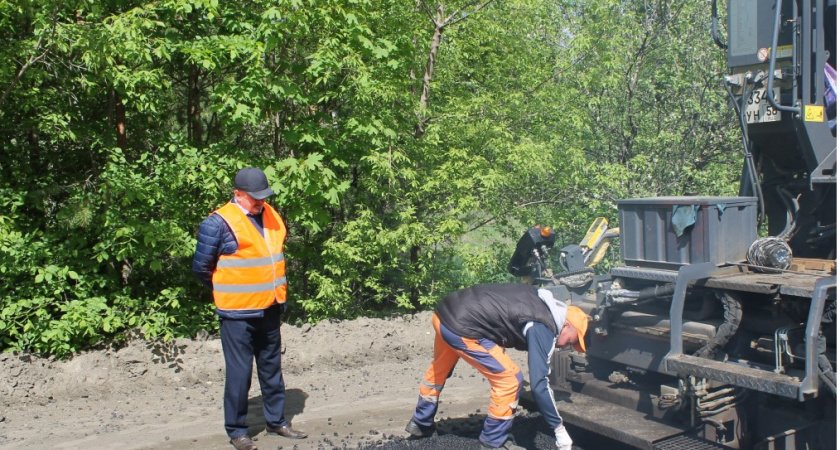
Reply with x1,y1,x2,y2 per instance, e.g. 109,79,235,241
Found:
0,0,738,356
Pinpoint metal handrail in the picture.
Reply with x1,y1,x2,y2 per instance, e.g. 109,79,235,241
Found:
767,0,800,113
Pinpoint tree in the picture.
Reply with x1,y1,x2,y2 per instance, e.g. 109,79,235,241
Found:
0,0,739,355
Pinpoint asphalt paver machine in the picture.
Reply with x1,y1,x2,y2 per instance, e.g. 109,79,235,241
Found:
509,0,837,448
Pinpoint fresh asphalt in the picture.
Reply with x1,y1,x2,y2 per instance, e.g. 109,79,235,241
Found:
358,413,635,450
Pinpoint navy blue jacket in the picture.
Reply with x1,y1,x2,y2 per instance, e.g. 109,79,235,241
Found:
193,213,238,290
525,322,564,429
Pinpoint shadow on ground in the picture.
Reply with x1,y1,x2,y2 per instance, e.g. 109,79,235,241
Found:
240,388,309,434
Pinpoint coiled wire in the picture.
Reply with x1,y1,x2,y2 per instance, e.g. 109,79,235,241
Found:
747,236,793,271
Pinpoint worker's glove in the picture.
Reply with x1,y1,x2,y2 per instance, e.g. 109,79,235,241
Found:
555,425,573,450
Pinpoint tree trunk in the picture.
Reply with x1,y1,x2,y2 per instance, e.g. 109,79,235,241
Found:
187,64,202,146
415,5,445,139
410,244,421,310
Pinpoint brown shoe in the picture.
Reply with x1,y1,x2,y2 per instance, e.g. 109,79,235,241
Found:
265,424,307,439
230,434,258,450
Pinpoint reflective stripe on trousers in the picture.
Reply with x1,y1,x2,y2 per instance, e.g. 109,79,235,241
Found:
412,313,523,447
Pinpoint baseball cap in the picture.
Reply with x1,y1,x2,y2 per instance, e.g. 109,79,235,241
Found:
565,305,589,353
234,167,275,200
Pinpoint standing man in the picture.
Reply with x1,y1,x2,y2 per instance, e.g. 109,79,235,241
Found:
193,167,307,450
405,283,588,450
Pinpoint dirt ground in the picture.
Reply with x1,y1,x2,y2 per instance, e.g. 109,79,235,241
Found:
0,311,546,450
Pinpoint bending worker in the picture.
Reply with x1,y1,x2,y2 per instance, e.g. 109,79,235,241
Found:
405,283,588,450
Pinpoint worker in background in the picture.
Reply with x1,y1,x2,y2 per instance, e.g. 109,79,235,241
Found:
192,167,307,450
405,283,588,450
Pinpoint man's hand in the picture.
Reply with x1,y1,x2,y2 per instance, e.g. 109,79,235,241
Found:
555,425,573,450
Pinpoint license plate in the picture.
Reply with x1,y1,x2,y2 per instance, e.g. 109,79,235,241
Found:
744,87,781,123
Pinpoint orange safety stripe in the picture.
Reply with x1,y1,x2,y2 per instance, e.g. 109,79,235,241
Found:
420,314,522,420
212,202,287,310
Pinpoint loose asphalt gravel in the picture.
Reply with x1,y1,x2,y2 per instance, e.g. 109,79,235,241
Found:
359,413,635,450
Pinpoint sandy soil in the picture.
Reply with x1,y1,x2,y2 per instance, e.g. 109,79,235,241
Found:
0,311,539,450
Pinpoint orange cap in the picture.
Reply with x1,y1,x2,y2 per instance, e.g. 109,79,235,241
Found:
565,305,589,353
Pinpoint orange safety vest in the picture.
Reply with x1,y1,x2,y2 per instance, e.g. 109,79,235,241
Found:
211,202,287,311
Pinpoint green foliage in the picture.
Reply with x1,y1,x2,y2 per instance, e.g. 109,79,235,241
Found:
0,0,740,355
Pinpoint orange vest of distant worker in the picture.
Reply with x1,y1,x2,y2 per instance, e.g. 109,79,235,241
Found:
211,202,287,311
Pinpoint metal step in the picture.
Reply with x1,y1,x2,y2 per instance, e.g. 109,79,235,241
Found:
665,354,802,398
547,391,687,450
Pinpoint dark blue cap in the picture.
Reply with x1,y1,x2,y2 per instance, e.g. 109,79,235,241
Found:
234,167,275,200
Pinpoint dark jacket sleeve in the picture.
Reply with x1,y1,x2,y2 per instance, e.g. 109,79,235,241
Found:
526,322,563,429
192,213,235,289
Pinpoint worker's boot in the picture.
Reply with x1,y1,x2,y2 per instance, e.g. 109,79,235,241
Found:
479,437,526,450
405,419,436,438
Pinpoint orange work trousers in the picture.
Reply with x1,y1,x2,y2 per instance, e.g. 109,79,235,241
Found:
411,313,523,447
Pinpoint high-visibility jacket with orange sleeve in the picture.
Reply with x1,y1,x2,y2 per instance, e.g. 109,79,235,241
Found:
209,202,287,313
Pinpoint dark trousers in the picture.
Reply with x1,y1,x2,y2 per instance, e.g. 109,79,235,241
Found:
220,305,287,438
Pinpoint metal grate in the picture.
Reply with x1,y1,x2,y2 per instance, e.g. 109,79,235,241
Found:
654,434,733,450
